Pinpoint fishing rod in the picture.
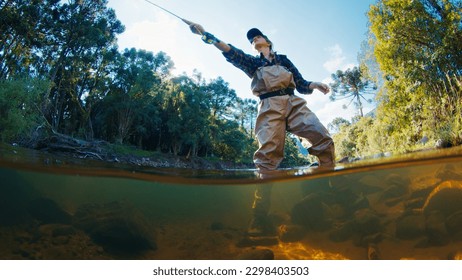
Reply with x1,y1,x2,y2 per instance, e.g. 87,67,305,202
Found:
141,0,220,44
142,0,198,32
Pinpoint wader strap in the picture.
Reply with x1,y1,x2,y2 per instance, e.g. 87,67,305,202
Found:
259,88,295,100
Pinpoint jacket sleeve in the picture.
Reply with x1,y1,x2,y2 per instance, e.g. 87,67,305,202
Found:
222,45,259,78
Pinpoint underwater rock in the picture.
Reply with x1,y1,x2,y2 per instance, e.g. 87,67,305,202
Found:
425,211,449,246
367,243,381,260
329,221,355,242
446,210,462,235
291,193,330,231
237,248,274,260
27,198,72,224
380,184,409,202
359,233,383,248
436,165,462,181
403,197,426,210
278,224,306,243
395,213,426,239
38,224,76,238
73,201,156,254
423,180,462,216
378,174,410,205
328,208,381,244
236,236,279,247
353,209,382,236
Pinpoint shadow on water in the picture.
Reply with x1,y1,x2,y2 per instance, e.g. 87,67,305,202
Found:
1,144,462,260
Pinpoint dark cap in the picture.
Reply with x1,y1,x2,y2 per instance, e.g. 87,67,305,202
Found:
246,28,264,43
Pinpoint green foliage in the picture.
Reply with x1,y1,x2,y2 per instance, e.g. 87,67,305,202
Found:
332,0,462,160
0,78,49,142
0,0,261,165
327,117,351,134
279,135,311,168
331,0,462,159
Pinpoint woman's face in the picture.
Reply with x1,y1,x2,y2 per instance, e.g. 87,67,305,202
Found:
252,35,271,50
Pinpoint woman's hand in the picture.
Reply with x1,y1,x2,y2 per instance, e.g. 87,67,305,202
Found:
189,23,205,35
311,82,330,94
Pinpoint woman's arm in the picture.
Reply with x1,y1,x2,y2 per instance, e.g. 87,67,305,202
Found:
189,23,231,52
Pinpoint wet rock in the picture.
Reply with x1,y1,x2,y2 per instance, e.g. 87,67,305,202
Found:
73,201,156,254
354,209,382,236
367,243,380,260
425,211,449,246
379,174,410,205
380,185,408,202
39,224,75,238
278,224,306,243
291,193,330,231
27,198,72,224
396,213,426,239
446,210,462,235
323,203,347,220
423,180,462,216
52,225,76,237
404,197,426,210
236,236,279,247
329,221,355,242
435,139,452,149
360,233,383,248
237,249,274,260
436,165,462,181
350,194,370,213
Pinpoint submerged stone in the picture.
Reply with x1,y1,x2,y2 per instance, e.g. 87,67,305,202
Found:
423,180,462,216
395,213,426,239
237,248,274,260
27,197,72,224
73,201,156,254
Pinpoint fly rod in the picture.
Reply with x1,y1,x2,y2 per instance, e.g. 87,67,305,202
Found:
142,0,195,28
142,0,219,44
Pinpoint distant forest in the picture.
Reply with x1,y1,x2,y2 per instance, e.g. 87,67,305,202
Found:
1,0,461,165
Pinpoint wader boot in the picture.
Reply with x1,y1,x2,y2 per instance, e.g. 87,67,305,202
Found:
248,180,276,236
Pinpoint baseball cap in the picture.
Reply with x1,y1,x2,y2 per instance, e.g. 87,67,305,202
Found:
246,28,265,43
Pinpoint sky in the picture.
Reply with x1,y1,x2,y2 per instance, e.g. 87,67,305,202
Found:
106,0,378,126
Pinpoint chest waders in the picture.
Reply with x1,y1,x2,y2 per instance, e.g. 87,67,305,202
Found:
248,65,335,236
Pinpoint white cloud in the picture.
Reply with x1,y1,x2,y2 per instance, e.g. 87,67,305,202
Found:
304,43,367,127
116,12,208,77
323,44,356,73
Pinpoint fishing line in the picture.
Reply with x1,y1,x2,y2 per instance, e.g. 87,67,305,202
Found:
143,0,185,22
141,0,214,43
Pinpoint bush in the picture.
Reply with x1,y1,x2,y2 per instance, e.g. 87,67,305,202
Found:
0,78,49,143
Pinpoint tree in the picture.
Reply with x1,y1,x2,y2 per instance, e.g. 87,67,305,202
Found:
100,48,170,145
369,0,462,147
0,78,48,142
329,66,377,117
234,98,257,137
327,117,351,134
204,77,237,120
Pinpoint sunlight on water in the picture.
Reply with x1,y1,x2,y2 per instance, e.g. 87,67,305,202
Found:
1,144,462,260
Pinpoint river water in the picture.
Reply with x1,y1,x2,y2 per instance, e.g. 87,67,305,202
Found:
1,144,462,260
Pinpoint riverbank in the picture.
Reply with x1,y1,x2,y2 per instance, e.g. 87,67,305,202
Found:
2,140,253,171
